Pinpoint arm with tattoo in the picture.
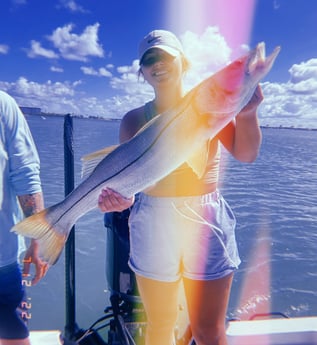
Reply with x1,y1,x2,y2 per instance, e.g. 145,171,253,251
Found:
18,192,47,285
18,192,44,217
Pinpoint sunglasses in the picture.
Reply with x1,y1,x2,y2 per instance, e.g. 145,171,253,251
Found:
141,51,176,67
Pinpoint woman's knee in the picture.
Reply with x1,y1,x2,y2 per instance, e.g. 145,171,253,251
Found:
145,304,178,345
192,324,227,345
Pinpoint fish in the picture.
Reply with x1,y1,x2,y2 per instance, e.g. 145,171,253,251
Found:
11,42,280,265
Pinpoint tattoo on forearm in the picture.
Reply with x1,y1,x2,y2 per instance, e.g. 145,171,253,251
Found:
18,193,44,217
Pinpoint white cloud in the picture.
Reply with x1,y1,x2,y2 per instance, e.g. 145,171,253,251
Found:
260,58,317,128
0,44,9,54
111,59,148,94
2,26,317,128
57,0,88,13
25,23,104,62
99,67,112,77
27,40,59,59
289,59,317,84
80,66,112,77
51,66,64,73
0,77,82,114
289,78,317,94
180,27,231,91
48,23,104,61
80,66,98,76
182,27,231,74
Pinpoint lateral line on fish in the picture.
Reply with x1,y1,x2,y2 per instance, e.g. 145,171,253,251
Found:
51,91,197,225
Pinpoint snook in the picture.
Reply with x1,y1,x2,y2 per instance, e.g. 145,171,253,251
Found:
12,42,280,265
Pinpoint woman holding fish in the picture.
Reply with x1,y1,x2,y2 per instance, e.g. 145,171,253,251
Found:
98,30,264,345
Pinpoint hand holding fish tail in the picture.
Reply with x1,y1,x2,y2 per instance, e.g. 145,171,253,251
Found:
12,206,68,265
98,188,135,213
22,239,50,285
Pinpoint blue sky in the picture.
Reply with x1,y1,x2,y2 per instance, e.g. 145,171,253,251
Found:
1,0,317,128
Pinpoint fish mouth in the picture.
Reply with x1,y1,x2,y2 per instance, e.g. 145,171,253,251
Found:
247,42,281,75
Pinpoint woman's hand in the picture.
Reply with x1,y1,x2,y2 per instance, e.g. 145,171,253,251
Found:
237,84,264,118
98,188,135,213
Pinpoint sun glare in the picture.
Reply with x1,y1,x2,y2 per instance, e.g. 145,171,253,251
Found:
165,0,256,55
165,0,271,321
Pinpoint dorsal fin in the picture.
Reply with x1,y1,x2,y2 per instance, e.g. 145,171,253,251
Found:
81,145,118,178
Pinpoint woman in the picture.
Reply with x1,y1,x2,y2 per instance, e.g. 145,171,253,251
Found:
98,30,263,345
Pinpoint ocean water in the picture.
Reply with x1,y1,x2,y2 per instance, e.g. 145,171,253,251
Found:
23,115,317,332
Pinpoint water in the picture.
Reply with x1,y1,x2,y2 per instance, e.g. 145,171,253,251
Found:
23,115,317,332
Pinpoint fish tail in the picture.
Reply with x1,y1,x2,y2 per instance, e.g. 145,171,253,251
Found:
11,209,67,265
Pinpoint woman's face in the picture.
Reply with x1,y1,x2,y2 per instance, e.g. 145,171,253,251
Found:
140,48,183,89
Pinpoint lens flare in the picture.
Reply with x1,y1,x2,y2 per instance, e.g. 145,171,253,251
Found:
165,0,256,52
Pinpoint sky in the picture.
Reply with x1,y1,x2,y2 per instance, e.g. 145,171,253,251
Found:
0,0,317,128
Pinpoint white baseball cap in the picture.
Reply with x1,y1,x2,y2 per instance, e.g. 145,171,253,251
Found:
138,30,184,64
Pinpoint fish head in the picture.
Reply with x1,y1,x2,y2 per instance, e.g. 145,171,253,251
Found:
246,42,281,81
204,42,280,96
192,42,281,122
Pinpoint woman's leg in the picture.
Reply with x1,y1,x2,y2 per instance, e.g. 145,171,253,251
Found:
183,273,233,345
136,274,180,345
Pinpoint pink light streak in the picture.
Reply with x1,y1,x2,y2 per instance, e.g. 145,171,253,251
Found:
165,0,256,53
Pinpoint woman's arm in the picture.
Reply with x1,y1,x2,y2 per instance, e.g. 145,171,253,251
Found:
218,85,263,162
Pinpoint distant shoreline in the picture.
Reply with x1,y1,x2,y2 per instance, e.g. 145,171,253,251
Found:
260,125,317,131
22,110,317,131
22,109,120,122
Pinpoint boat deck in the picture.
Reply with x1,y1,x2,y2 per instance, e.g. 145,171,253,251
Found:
29,330,62,345
226,316,317,345
29,317,317,345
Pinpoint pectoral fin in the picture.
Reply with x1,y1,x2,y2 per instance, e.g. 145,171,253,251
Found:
186,140,210,179
81,145,118,178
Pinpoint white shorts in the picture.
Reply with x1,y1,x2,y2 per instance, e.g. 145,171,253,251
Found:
128,191,240,282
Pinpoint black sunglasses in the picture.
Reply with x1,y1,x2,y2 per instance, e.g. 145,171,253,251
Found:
141,51,176,67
